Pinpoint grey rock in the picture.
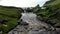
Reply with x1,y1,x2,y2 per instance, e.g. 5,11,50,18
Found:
28,29,51,34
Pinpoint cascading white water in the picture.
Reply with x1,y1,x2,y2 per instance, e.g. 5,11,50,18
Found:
20,13,49,27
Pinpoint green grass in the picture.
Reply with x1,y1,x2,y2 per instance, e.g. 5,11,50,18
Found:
2,18,18,34
0,6,22,34
44,0,60,20
45,0,60,7
0,6,19,18
32,0,60,27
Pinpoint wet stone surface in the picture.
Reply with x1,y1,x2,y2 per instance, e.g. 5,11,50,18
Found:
8,13,60,34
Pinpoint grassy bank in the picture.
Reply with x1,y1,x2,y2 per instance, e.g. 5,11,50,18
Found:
32,0,60,27
0,6,22,34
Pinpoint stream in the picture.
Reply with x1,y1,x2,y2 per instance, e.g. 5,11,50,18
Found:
8,12,56,34
7,0,58,34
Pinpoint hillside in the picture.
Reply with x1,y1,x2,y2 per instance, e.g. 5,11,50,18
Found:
44,0,60,27
0,6,22,34
32,0,60,28
45,0,60,7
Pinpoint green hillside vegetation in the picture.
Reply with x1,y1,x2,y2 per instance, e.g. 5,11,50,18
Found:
32,0,60,27
44,0,60,26
0,6,22,34
45,0,60,7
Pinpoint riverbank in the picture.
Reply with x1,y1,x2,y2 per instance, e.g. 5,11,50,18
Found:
31,0,60,28
0,6,22,34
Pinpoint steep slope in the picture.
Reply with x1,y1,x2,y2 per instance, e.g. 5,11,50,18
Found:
44,0,60,26
32,0,60,28
0,6,22,34
45,0,60,7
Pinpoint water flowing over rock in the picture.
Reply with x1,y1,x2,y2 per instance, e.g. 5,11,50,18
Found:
8,12,58,34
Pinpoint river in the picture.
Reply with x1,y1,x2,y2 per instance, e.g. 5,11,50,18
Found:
8,12,56,34
7,0,57,34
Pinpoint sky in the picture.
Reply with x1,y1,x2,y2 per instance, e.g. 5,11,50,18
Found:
0,0,49,7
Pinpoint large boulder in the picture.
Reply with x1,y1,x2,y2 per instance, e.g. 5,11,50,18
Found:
47,20,57,26
18,19,29,26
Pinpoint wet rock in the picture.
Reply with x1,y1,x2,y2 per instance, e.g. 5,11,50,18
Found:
56,28,60,34
0,30,2,34
37,16,48,23
47,20,56,26
9,12,59,34
20,22,29,26
18,19,29,26
27,30,39,34
28,28,52,34
43,18,48,23
55,23,60,28
39,29,50,34
18,19,23,24
37,16,44,21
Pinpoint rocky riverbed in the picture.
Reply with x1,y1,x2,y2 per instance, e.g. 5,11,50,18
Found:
8,13,60,34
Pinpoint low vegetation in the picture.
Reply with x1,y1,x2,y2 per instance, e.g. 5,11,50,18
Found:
0,6,22,34
32,0,60,28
